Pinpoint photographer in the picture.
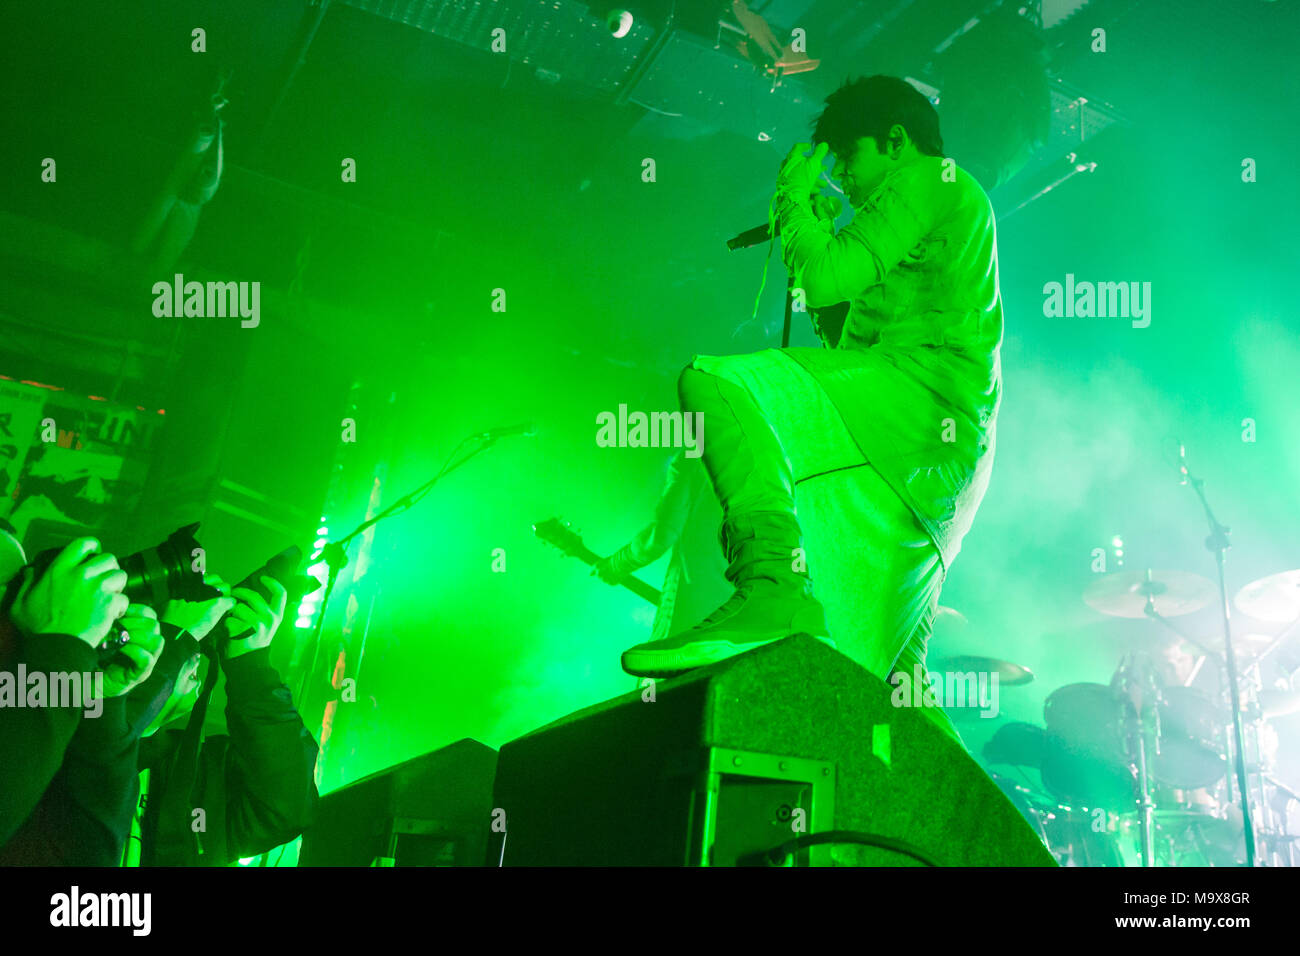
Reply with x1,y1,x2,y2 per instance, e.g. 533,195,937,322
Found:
127,575,320,866
0,537,166,864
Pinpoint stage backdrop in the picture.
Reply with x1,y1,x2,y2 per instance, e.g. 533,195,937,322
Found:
0,375,162,551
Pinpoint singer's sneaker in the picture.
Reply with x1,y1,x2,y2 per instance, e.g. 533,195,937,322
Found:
621,512,833,678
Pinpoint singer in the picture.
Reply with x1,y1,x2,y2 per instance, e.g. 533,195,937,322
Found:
620,76,1004,744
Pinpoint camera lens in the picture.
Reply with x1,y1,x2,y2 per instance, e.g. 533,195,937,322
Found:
120,523,220,606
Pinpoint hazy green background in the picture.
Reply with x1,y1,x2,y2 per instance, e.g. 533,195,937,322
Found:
0,0,1296,798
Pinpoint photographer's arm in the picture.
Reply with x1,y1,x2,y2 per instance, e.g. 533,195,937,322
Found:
44,694,142,865
125,583,233,734
1,605,164,864
220,647,320,860
0,539,130,850
0,629,96,848
207,579,317,861
123,624,200,734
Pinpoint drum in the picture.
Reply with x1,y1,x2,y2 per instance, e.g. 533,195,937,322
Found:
1112,786,1243,867
1151,810,1244,866
1041,681,1228,802
1152,687,1226,789
1041,683,1134,809
1040,805,1127,867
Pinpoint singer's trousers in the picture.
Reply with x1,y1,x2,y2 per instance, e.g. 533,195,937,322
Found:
689,348,962,746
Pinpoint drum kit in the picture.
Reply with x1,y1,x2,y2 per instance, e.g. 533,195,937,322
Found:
952,564,1300,867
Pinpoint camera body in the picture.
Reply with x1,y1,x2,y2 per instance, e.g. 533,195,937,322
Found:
0,523,220,661
1,522,221,612
0,524,319,659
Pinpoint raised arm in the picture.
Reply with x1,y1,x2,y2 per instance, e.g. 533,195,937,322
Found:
777,160,938,308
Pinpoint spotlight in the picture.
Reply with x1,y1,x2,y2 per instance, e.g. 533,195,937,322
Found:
605,8,634,38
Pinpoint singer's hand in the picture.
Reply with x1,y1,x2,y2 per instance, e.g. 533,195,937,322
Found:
810,188,842,225
777,141,830,198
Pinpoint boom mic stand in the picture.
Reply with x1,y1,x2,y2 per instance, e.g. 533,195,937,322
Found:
294,430,517,707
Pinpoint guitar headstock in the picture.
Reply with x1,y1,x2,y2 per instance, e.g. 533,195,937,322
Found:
532,517,586,559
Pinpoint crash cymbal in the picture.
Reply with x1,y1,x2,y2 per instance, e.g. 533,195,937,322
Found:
931,655,1035,686
1235,569,1300,623
1083,569,1214,619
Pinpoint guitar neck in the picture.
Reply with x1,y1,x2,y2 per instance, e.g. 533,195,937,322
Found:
567,543,662,607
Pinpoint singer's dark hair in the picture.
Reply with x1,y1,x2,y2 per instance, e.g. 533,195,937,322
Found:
812,75,944,161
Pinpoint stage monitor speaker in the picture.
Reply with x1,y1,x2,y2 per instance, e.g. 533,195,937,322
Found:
490,635,1056,866
300,738,497,866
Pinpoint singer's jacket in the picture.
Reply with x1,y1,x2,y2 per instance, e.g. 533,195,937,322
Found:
774,156,1002,573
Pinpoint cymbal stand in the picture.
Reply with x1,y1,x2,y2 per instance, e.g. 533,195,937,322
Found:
1116,654,1159,867
1263,775,1300,867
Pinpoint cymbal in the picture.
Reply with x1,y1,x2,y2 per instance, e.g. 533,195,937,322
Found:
932,605,969,638
1234,569,1300,623
931,655,1035,686
1260,688,1300,720
935,605,968,625
1083,569,1214,619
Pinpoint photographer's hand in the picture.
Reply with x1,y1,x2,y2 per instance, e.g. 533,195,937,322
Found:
101,604,165,697
161,573,235,640
10,537,129,647
223,577,288,660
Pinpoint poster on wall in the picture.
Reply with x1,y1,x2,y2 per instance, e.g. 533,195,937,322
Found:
0,375,162,549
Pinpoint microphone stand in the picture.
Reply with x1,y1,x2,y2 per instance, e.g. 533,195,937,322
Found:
727,184,836,350
781,275,795,348
1180,450,1256,866
294,431,513,707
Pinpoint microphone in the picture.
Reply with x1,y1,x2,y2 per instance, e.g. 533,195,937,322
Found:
479,422,538,440
727,221,776,251
726,195,842,251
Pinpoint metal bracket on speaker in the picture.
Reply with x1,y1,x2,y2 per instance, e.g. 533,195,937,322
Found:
672,747,836,867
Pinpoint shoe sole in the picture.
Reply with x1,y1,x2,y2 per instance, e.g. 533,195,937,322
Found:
621,632,836,678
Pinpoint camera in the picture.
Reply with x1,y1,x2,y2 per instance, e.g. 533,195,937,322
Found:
0,523,221,650
117,523,221,607
219,544,321,643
